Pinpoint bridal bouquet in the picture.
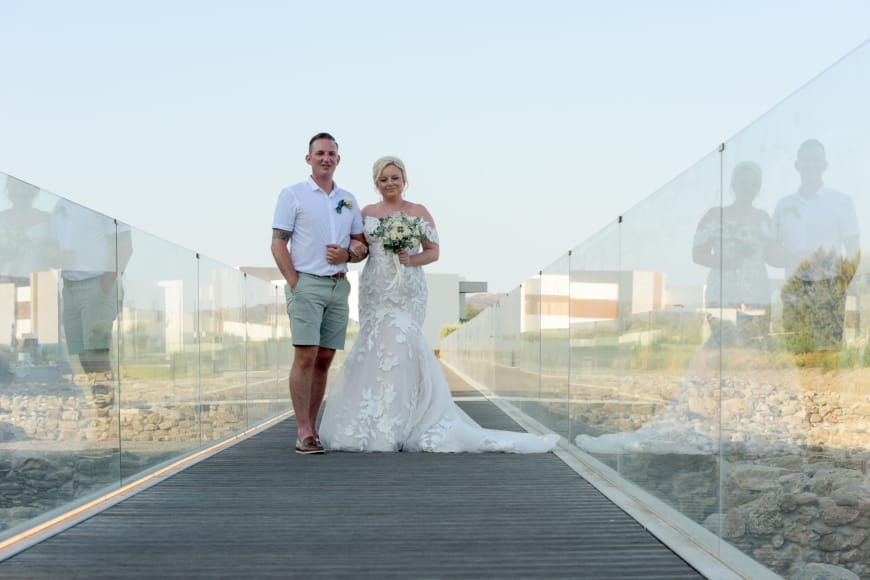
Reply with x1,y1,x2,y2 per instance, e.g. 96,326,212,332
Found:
372,212,428,292
372,212,427,253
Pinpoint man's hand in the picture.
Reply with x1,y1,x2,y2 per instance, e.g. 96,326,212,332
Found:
326,244,347,265
287,271,300,290
100,272,117,292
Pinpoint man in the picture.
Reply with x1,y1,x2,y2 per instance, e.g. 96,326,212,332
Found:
53,197,132,414
772,139,860,353
271,132,367,454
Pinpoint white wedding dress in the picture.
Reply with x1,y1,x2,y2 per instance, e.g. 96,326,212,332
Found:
319,216,559,453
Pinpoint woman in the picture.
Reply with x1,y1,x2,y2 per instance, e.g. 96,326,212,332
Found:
692,160,773,313
319,156,558,453
692,160,774,348
0,177,56,283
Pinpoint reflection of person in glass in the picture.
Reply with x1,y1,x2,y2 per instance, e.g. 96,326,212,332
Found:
52,199,132,411
692,161,773,346
575,162,784,456
771,139,860,354
0,177,55,282
0,177,57,383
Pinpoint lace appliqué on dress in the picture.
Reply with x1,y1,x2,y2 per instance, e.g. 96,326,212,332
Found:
319,216,558,454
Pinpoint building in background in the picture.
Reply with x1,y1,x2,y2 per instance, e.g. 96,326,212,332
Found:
520,270,701,332
241,267,485,347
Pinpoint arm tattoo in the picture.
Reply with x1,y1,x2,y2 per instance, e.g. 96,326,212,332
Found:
272,228,291,241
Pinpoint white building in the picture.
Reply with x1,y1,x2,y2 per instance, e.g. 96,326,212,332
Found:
241,267,483,348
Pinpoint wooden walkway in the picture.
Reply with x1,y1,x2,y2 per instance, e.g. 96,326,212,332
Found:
0,369,705,579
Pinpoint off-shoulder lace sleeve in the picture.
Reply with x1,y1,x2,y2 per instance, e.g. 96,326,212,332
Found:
422,219,439,244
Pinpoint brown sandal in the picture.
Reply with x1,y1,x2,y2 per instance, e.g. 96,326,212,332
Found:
295,436,325,454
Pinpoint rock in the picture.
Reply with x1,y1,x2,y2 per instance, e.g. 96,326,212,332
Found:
731,464,786,491
702,511,746,538
742,494,784,535
796,493,821,506
783,520,821,546
790,562,859,580
821,505,860,526
830,491,861,507
0,421,28,442
780,494,799,512
819,533,850,552
672,471,711,497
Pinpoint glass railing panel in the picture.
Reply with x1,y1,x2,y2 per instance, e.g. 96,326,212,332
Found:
0,180,123,538
439,300,476,389
461,309,477,386
198,257,247,443
118,226,200,482
459,300,477,384
244,274,282,427
485,304,497,393
440,297,483,388
535,254,570,436
713,41,870,577
568,222,622,465
457,306,478,387
581,154,723,525
439,328,457,372
274,283,292,416
628,154,722,518
473,305,495,393
441,36,870,580
507,273,542,418
494,286,520,400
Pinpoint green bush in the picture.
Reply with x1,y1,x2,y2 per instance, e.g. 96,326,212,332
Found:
780,250,858,354
440,324,462,340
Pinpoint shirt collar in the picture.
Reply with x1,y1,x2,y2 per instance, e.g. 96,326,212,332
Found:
798,184,825,200
306,176,341,197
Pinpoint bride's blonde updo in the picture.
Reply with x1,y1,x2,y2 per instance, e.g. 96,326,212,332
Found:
372,156,408,186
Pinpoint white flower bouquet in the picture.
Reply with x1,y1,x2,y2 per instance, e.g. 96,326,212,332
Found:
372,212,427,253
372,212,428,292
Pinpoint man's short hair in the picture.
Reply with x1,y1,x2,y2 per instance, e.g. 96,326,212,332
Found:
798,138,825,159
309,132,338,153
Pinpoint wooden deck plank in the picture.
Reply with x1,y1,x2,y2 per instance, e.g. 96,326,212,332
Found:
1,378,704,579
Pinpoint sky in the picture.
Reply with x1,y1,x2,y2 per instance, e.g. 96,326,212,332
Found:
2,1,870,293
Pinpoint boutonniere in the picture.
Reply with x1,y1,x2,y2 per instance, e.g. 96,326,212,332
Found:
782,204,800,219
335,199,352,214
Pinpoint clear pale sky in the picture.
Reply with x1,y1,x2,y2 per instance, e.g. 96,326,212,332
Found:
2,1,869,292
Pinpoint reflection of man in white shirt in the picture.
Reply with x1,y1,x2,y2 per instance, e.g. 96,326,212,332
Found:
772,139,860,351
53,198,132,407
773,140,860,279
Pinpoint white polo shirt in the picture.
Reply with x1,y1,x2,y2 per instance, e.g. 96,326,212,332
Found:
272,177,363,276
53,198,131,281
772,186,860,279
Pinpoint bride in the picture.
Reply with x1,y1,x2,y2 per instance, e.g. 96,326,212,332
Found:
319,156,559,453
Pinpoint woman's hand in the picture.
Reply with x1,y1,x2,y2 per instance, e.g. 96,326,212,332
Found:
349,239,368,262
397,250,411,266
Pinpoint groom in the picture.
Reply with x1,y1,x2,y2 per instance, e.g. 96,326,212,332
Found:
772,138,860,353
271,132,367,454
